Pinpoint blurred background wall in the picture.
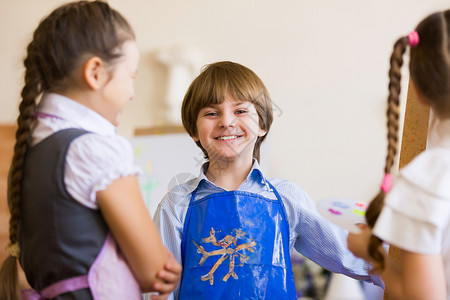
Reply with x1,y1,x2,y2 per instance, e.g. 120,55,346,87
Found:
1,0,448,209
1,1,448,297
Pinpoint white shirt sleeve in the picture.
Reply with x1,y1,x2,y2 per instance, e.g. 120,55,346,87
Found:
272,179,383,287
64,133,142,209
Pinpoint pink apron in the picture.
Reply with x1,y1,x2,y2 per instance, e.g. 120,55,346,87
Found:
21,233,141,300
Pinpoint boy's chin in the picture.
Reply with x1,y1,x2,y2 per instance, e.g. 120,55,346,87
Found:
213,153,252,163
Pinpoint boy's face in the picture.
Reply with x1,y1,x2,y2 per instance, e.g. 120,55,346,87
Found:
193,95,266,163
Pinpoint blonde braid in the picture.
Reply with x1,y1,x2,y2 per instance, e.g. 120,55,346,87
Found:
365,37,408,271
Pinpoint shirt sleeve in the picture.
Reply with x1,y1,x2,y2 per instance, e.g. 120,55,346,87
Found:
64,133,142,209
153,187,189,300
374,153,450,254
274,179,383,287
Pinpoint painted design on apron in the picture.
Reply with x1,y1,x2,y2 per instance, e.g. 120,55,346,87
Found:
193,227,257,285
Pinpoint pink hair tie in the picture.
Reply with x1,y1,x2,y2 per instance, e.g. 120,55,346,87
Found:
381,173,392,193
408,30,419,47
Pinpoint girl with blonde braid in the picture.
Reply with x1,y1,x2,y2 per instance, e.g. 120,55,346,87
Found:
348,10,450,300
0,1,181,299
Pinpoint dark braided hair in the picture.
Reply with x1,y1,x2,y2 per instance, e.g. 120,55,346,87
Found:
365,10,450,271
365,36,408,271
0,2,134,299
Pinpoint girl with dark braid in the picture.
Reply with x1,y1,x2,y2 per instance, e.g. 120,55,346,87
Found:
348,10,450,300
0,1,181,299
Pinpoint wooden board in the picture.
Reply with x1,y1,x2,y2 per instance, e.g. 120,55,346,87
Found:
0,125,16,264
134,125,186,136
398,82,430,169
383,80,430,299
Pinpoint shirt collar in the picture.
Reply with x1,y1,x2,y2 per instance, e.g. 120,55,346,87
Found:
183,158,267,196
247,159,266,184
37,93,116,135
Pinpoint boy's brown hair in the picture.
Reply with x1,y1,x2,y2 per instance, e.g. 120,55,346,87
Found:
181,61,273,161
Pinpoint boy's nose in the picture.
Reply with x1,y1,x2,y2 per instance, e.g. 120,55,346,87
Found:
218,112,235,127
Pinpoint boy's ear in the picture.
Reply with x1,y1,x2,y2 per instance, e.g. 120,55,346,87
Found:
83,56,106,90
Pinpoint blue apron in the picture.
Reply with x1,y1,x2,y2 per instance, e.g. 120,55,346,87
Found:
180,181,296,299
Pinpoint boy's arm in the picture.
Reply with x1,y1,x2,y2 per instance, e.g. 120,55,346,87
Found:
293,197,383,287
276,181,383,287
153,196,185,300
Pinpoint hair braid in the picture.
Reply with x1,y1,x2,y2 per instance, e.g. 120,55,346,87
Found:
0,40,41,300
9,41,42,243
365,37,409,271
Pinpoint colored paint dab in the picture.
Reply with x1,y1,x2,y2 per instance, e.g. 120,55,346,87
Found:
355,202,367,209
353,209,365,216
332,201,350,209
328,208,342,215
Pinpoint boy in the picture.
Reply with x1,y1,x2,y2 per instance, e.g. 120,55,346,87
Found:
154,61,382,299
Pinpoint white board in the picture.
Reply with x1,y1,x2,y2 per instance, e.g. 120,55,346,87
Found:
132,132,205,216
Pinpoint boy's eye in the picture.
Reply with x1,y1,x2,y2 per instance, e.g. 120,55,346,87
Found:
236,109,248,114
205,112,217,117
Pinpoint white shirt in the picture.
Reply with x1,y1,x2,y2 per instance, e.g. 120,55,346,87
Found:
33,93,141,209
374,115,450,297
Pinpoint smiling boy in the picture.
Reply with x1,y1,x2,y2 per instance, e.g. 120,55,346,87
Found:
154,61,382,299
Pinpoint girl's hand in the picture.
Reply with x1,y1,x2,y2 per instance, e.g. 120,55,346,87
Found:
347,224,372,261
151,250,182,300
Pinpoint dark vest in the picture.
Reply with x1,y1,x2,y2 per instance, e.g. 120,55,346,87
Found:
19,128,108,299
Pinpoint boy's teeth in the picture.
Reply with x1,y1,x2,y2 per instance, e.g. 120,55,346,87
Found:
217,135,238,140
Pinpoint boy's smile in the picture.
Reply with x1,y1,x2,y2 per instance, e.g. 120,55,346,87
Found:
215,135,243,141
194,95,266,163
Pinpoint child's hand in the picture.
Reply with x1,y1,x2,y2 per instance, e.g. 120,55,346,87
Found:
347,224,372,261
151,250,182,300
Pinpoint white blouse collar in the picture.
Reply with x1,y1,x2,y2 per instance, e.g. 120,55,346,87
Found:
38,93,116,135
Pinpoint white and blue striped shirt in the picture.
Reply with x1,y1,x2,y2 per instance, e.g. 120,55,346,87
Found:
153,160,383,299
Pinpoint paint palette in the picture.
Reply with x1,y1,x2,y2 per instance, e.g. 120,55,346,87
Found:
316,198,367,234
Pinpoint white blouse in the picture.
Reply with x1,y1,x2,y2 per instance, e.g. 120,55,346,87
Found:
32,93,141,209
373,115,450,296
